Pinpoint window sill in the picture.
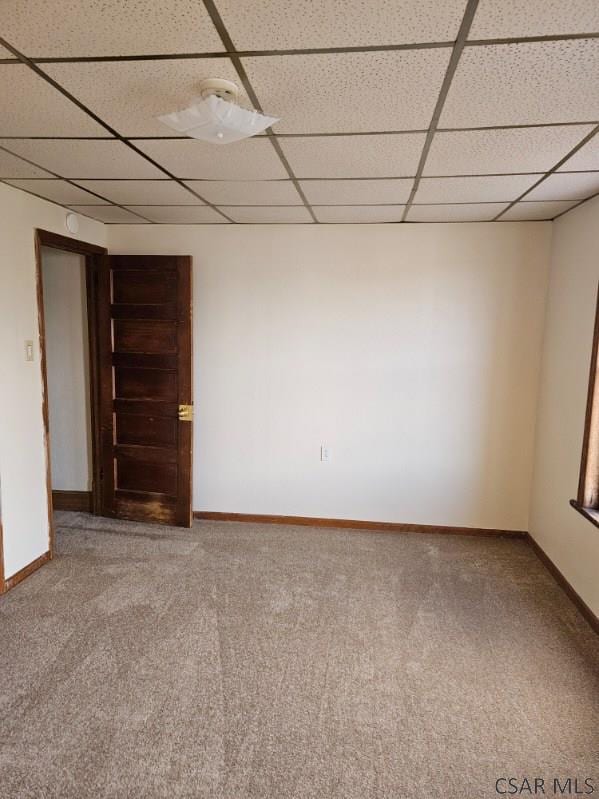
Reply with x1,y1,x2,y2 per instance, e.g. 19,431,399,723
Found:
570,499,599,529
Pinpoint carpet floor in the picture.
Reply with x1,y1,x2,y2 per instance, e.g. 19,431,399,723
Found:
1,513,598,798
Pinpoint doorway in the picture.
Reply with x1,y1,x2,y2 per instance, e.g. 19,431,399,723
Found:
41,245,94,512
35,230,193,553
36,230,106,554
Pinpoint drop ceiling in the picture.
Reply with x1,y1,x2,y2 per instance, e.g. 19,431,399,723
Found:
0,0,598,225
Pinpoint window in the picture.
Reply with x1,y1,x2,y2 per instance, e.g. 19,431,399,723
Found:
572,286,599,528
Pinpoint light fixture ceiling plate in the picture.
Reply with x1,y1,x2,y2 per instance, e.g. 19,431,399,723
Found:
199,78,239,102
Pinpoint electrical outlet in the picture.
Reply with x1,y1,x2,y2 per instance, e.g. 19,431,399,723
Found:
320,445,331,462
25,340,34,361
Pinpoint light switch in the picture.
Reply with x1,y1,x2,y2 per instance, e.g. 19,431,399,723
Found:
25,340,34,361
320,445,331,462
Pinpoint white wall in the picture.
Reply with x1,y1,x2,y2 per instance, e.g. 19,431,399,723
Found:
529,195,599,618
108,223,551,531
41,247,92,492
0,183,105,579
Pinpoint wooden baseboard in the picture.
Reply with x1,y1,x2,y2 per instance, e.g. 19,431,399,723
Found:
1,551,51,594
193,511,526,538
526,534,599,635
52,490,92,512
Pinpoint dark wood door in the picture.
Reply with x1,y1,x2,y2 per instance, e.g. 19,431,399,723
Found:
96,255,192,527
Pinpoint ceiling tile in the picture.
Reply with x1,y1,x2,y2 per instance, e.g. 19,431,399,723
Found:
0,45,16,58
407,203,507,221
441,40,599,127
301,179,413,204
0,64,105,136
524,172,599,201
184,180,302,205
314,205,405,223
125,206,229,223
136,139,288,179
73,179,203,205
470,0,599,39
243,50,450,134
5,179,109,204
415,174,541,203
424,126,594,175
501,201,579,220
0,148,53,178
45,58,244,138
0,0,224,57
69,206,150,223
558,133,599,171
280,134,425,178
219,206,313,223
217,0,466,49
0,139,165,179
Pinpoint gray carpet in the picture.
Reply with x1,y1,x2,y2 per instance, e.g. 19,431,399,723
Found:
1,513,598,799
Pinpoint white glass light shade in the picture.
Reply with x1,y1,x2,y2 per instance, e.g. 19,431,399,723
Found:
157,95,279,144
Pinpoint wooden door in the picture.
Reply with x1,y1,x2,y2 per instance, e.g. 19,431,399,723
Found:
96,255,192,527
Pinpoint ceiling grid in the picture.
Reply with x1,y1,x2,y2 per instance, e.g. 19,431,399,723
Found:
0,0,597,224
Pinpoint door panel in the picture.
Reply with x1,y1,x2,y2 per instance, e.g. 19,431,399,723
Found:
113,270,176,304
115,367,178,400
116,414,177,448
97,254,192,526
113,319,178,354
116,457,178,495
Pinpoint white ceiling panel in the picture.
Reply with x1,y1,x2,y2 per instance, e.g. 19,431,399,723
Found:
440,40,599,127
68,206,149,223
136,139,288,180
5,179,109,204
0,139,165,179
415,174,541,203
125,206,229,223
45,58,244,138
217,0,466,49
501,201,579,220
220,206,313,223
0,0,224,57
73,180,203,205
470,0,599,40
314,205,405,223
424,126,594,176
184,180,303,205
280,134,425,178
408,203,507,221
243,50,450,134
301,179,413,205
523,172,599,202
557,134,599,171
0,65,105,136
0,148,53,178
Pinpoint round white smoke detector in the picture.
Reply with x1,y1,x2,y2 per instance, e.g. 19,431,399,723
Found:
199,78,239,102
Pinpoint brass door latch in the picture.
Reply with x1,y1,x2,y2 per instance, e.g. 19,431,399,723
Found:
178,404,193,421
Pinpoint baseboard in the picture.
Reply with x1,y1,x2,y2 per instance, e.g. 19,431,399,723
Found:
1,551,51,594
526,534,599,635
194,511,526,538
52,490,92,512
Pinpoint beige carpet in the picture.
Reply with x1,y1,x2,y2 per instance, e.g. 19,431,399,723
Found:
1,513,598,799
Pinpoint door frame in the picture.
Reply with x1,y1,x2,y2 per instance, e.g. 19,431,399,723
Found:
35,229,108,557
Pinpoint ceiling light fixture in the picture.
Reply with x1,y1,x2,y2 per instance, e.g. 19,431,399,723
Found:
157,78,279,144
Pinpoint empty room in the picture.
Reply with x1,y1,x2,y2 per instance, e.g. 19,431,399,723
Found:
1,1,598,797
